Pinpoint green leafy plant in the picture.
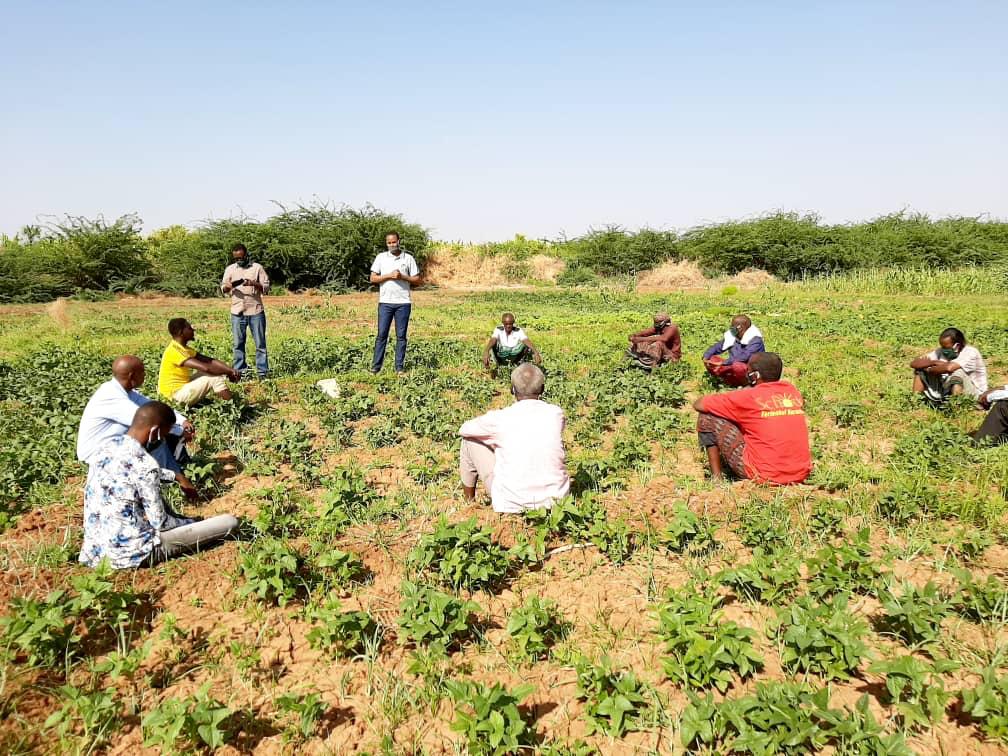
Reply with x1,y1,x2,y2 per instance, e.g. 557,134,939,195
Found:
306,600,381,658
806,530,888,599
506,596,568,661
772,595,869,680
738,505,791,551
313,548,369,591
960,667,1008,742
654,587,763,692
44,685,121,749
718,548,801,604
397,581,481,651
656,504,717,555
680,682,833,754
236,538,311,606
575,657,655,737
408,518,512,592
868,655,956,730
0,590,80,668
445,679,537,755
877,581,951,645
954,570,1008,623
142,683,236,753
276,691,327,743
818,694,914,755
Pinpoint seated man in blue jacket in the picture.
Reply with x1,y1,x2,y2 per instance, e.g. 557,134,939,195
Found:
702,315,766,387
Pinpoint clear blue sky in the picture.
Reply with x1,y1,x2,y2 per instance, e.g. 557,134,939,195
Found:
2,1,1006,241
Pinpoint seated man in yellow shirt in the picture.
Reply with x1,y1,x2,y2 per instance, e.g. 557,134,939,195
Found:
158,318,241,405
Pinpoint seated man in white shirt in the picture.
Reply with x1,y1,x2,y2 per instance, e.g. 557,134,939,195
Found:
458,363,570,514
80,401,238,569
972,383,1008,446
482,312,542,376
910,327,988,405
77,355,199,501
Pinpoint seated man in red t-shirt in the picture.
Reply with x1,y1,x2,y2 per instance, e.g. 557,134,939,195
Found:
692,352,812,484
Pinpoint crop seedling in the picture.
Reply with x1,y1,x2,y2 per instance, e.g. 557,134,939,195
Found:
141,683,236,753
506,596,569,661
313,547,369,591
806,529,888,599
817,694,914,755
44,685,121,749
306,599,381,658
655,586,763,692
877,581,952,646
276,691,328,743
408,518,512,592
236,538,312,606
954,570,1008,623
868,655,957,730
680,682,834,754
718,548,802,604
397,581,482,652
738,504,792,551
960,667,1008,742
771,595,870,680
575,657,655,737
445,679,537,755
656,504,717,555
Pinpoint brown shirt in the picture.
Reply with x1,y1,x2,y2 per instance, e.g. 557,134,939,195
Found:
221,262,269,315
630,324,682,362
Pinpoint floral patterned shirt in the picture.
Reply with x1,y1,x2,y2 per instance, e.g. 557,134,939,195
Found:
79,434,167,568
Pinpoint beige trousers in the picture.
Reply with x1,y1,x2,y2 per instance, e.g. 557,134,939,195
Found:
172,372,229,405
459,438,495,491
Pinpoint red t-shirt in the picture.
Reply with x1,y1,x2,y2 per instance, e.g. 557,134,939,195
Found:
699,380,812,484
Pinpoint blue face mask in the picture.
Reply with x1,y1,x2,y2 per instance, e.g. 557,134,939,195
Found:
730,326,741,339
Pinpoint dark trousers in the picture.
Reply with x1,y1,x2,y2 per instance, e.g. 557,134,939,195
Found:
148,433,190,478
972,402,1008,446
372,303,412,372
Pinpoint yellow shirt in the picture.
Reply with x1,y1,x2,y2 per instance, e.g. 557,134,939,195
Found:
158,340,197,398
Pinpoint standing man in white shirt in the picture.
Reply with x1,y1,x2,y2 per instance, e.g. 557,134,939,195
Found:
369,232,421,374
458,363,570,514
910,327,988,405
221,243,270,379
77,355,199,501
482,312,543,376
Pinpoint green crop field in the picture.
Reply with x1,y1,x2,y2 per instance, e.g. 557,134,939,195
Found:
1,280,1007,754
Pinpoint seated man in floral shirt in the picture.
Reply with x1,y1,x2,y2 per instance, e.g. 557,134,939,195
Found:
79,401,239,569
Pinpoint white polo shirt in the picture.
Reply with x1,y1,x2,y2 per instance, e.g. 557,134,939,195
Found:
371,251,419,305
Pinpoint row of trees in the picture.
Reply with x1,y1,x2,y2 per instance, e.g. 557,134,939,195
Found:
1,206,1006,303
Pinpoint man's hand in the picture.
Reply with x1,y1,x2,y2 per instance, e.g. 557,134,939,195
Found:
388,270,401,281
483,354,492,370
228,368,242,382
181,420,195,442
177,477,200,502
532,352,543,366
979,390,992,409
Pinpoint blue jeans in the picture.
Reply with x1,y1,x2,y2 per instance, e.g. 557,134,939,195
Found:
372,303,411,372
232,312,268,377
148,434,189,478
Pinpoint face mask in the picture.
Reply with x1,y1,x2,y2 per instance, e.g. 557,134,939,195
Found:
940,347,959,360
730,326,741,339
145,427,161,451
236,256,252,268
746,371,759,386
387,243,400,254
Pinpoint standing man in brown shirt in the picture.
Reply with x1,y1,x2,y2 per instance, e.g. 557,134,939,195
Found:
627,312,682,371
220,243,270,379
